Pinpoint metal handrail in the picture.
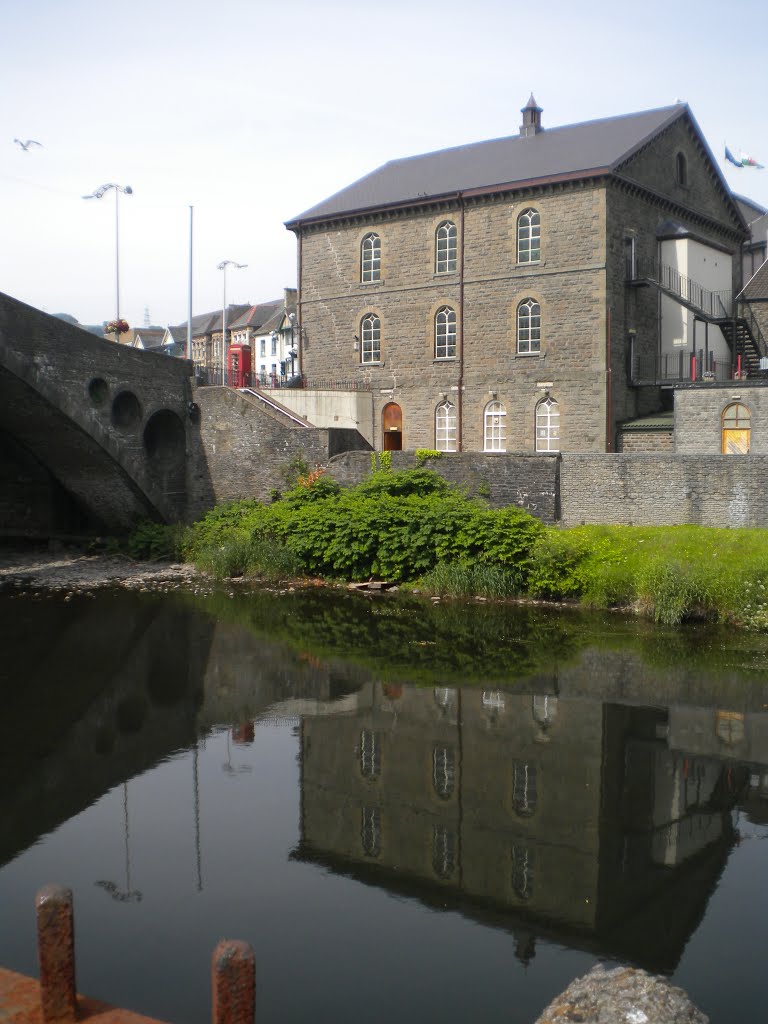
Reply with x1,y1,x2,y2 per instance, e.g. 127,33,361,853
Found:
627,256,733,318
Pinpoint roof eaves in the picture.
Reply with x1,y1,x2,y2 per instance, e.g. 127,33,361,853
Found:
287,168,613,230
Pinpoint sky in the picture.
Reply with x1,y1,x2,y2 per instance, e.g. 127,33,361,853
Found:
2,0,767,329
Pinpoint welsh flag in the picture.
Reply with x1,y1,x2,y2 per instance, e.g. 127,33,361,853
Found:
740,151,764,169
725,145,764,169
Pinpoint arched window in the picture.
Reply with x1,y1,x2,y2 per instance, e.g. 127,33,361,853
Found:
517,298,541,353
722,402,751,454
676,152,688,186
433,746,456,800
435,400,457,451
435,306,457,359
435,221,457,274
517,208,541,263
535,396,559,452
360,313,381,363
361,233,381,282
484,400,506,451
512,762,537,817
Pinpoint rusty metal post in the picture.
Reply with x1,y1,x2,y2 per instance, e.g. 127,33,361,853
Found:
212,940,255,1024
35,885,78,1023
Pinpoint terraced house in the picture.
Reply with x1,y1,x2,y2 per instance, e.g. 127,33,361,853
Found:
286,97,765,453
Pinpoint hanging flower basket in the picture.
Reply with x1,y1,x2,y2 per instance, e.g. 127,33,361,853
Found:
105,319,130,335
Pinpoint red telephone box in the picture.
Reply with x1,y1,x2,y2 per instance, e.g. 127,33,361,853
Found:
228,344,252,388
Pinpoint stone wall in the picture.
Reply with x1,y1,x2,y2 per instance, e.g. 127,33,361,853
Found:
560,453,768,527
298,188,610,454
326,450,560,522
616,429,674,452
674,381,768,453
187,386,370,517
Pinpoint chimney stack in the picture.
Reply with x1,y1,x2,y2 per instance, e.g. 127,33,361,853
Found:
520,94,543,137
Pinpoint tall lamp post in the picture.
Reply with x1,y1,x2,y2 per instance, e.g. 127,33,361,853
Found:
83,183,133,325
217,259,247,385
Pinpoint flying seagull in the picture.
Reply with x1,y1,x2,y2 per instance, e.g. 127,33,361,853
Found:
14,138,43,151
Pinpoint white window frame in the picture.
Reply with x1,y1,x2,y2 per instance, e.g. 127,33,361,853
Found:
361,233,381,282
517,299,541,354
435,306,457,359
484,401,506,451
435,221,457,274
435,400,457,451
535,396,560,452
361,314,381,363
517,208,541,264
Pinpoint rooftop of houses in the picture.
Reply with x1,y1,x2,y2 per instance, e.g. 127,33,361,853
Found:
228,299,284,332
286,99,739,227
132,328,166,351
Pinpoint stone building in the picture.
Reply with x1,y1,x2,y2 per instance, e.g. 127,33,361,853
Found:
286,97,763,454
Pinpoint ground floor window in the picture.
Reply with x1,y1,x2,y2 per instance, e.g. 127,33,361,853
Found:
435,400,457,451
535,397,559,452
722,402,751,454
484,401,506,451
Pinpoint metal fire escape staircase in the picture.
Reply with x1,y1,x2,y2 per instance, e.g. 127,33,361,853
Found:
628,257,768,379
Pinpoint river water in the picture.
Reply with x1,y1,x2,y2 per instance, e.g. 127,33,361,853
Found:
1,583,767,1023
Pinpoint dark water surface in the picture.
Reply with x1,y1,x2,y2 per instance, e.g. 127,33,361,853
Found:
1,584,767,1023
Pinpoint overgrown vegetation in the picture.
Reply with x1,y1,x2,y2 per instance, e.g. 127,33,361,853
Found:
119,468,768,630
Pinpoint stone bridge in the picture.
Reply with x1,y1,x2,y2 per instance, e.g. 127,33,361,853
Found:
0,292,370,537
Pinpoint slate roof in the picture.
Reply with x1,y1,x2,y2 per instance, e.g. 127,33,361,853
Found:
174,305,252,336
742,259,768,301
133,328,165,351
287,103,693,226
619,411,675,432
228,299,283,331
733,193,768,224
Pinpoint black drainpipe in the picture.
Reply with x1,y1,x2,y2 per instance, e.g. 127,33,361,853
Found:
458,193,466,451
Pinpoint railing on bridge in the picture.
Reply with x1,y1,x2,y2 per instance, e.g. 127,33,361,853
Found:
194,366,371,392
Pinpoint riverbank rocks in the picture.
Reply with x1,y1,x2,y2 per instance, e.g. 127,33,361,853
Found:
534,965,709,1024
0,548,201,593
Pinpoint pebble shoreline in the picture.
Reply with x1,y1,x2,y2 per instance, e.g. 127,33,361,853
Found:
0,548,202,593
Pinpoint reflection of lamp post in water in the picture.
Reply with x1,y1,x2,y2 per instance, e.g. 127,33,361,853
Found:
95,782,142,903
193,740,203,892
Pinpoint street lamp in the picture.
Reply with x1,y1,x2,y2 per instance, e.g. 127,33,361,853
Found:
288,311,300,380
83,183,133,325
217,259,247,385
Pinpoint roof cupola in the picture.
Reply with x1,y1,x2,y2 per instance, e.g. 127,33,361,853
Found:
520,94,543,137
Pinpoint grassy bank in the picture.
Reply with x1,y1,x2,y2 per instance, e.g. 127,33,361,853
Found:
125,467,768,631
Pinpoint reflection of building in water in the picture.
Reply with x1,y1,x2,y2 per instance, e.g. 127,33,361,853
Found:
296,685,754,972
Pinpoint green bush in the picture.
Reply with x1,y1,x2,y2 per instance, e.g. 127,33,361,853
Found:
116,521,185,561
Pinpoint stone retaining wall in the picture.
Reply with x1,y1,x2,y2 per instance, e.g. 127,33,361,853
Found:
560,453,768,527
327,450,560,523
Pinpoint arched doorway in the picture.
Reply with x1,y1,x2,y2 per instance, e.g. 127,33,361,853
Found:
382,402,402,450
